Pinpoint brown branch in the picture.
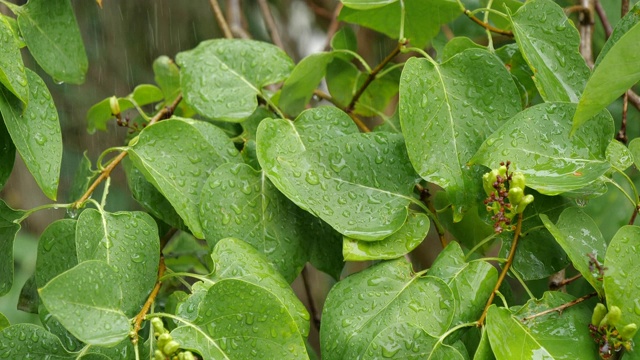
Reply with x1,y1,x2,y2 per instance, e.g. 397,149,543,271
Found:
346,40,406,113
464,10,513,37
594,1,613,38
349,113,371,133
521,292,597,322
478,213,524,326
131,257,166,345
322,3,344,51
73,94,183,208
306,0,333,20
627,90,640,112
258,0,285,50
578,0,595,67
549,273,582,290
301,265,321,332
227,0,251,39
629,205,640,225
417,184,447,248
209,0,233,39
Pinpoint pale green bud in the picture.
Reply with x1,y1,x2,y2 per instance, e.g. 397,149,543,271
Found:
511,172,526,190
619,323,638,341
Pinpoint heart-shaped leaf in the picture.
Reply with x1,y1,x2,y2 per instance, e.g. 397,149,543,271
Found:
176,39,293,121
400,49,521,220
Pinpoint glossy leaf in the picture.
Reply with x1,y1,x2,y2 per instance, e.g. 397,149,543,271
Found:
0,312,7,331
171,279,309,359
330,26,357,52
86,84,164,133
17,274,38,314
320,259,455,359
487,292,599,360
509,0,589,103
128,119,240,238
153,55,181,103
481,0,522,30
604,226,640,328
630,138,640,170
280,52,338,115
338,0,460,48
0,199,24,296
0,120,15,190
257,107,420,240
607,139,633,171
0,324,80,359
38,304,83,352
470,102,614,195
595,1,640,68
343,212,429,261
201,163,333,281
76,209,159,317
400,49,521,220
540,208,606,296
495,43,537,108
429,242,497,329
360,322,465,359
0,17,28,103
473,327,495,360
38,260,130,347
573,22,640,131
207,238,310,336
341,0,395,10
176,39,293,121
123,157,185,231
35,219,78,289
0,69,62,200
441,37,485,62
67,151,98,202
17,0,88,84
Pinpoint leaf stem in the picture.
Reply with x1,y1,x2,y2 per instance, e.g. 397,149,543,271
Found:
0,0,20,13
73,94,182,209
549,273,583,290
464,233,499,260
208,0,233,39
510,268,534,300
415,184,447,248
463,9,513,37
606,174,637,208
520,292,597,322
14,203,73,224
131,257,166,345
477,212,523,326
346,39,407,113
438,321,478,343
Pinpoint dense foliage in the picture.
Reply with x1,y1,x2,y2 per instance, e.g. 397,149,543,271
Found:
1,0,640,359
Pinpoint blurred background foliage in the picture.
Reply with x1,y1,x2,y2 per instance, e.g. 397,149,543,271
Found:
1,0,638,347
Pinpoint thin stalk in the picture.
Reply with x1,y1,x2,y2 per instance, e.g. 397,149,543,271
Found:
464,10,513,37
478,213,523,326
521,292,597,322
131,258,166,345
465,233,499,260
258,0,285,50
14,203,73,223
209,0,233,39
495,290,508,308
510,268,534,300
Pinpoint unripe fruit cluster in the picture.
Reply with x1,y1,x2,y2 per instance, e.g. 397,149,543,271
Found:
590,303,638,358
482,161,533,233
151,318,195,360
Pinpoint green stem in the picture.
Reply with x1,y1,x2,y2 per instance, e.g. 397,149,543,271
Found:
96,146,128,172
0,0,20,13
484,0,495,51
613,167,639,202
100,177,111,209
333,49,372,73
438,321,478,343
15,203,73,223
469,7,510,19
261,94,286,119
401,46,430,58
480,257,507,263
160,271,213,285
399,0,406,40
410,197,448,247
510,268,534,300
129,99,152,122
607,176,637,207
465,233,499,260
495,290,508,308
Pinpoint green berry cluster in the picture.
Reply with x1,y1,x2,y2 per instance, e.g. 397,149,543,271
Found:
151,318,195,360
590,304,638,358
482,161,534,233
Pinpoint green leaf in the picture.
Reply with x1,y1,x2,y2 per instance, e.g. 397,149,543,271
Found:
320,259,455,359
171,279,309,359
0,199,24,296
343,212,429,261
0,119,15,190
604,226,640,328
429,242,497,330
0,17,28,103
487,292,599,360
256,107,420,240
607,139,634,171
330,27,357,52
128,119,240,238
123,157,185,231
630,138,640,170
540,208,606,296
509,0,590,103
480,0,522,30
76,209,159,317
441,37,485,62
595,1,640,68
176,39,293,121
495,43,537,108
0,324,80,359
473,327,495,360
38,304,83,352
360,322,465,359
0,312,8,331
17,273,38,314
67,152,98,202
400,49,521,220
573,22,640,132
280,52,338,115
341,0,396,10
201,163,329,281
153,55,181,103
17,0,88,84
86,84,164,133
0,69,62,200
35,219,78,289
470,103,614,195
38,260,130,347
208,238,310,337
338,0,460,48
